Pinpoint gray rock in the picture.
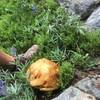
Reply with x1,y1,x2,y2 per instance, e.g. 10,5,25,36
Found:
18,45,39,63
10,47,17,57
58,0,100,19
52,86,96,100
75,76,100,99
85,7,100,30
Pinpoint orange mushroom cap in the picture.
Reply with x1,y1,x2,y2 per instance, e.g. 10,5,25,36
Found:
26,58,60,91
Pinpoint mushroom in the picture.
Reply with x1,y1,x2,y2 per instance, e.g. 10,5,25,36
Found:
26,58,60,91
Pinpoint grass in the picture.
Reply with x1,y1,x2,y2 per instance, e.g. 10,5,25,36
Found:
0,62,36,100
0,0,100,99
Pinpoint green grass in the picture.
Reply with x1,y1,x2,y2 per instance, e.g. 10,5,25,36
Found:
0,62,36,100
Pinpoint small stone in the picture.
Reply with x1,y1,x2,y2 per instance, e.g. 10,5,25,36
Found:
75,76,100,99
10,47,17,57
19,45,39,63
52,86,96,100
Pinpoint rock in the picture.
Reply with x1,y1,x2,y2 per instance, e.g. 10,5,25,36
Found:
0,80,7,96
26,58,59,91
10,47,17,57
52,86,96,100
75,76,100,99
85,7,100,30
58,0,100,19
19,45,39,63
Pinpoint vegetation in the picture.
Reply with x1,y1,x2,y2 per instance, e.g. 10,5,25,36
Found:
0,0,100,99
60,61,75,90
80,30,100,56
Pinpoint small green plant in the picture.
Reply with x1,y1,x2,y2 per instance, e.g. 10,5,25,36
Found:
80,30,100,56
69,51,90,69
60,61,75,90
49,47,67,63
